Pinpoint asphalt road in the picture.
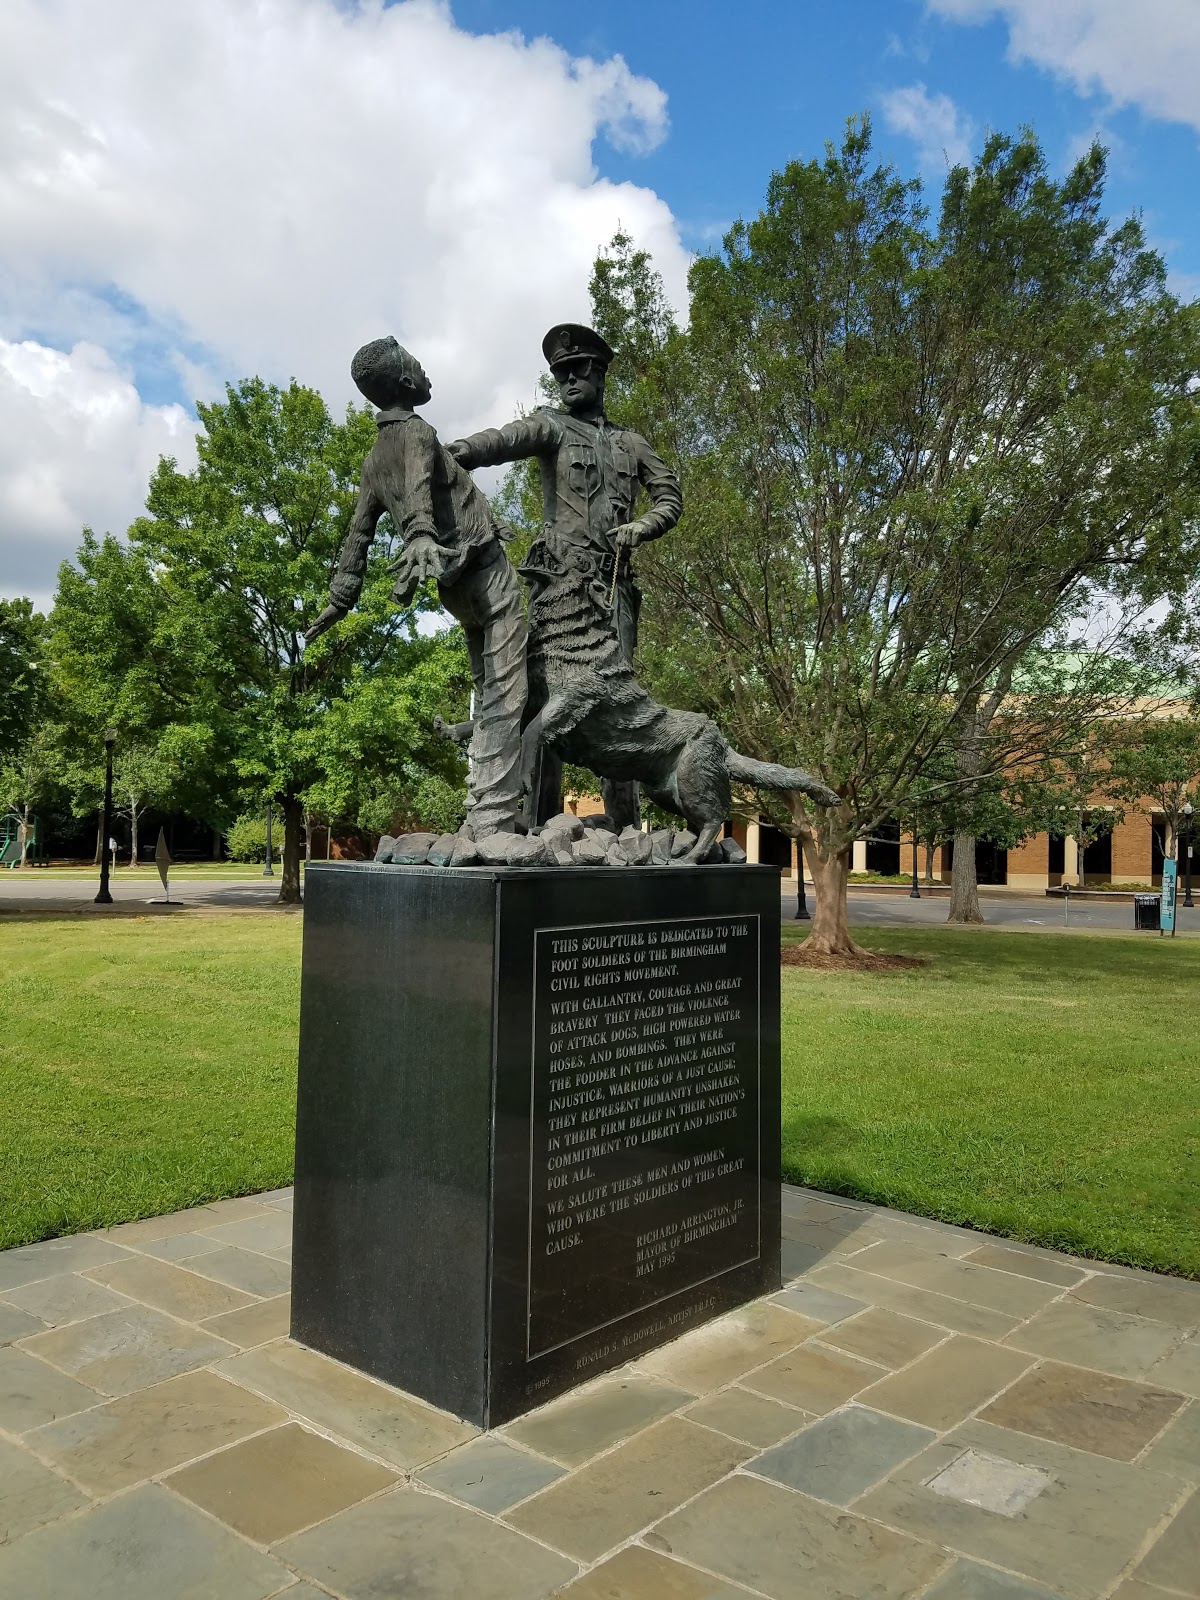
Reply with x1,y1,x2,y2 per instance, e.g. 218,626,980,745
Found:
4,871,1194,935
793,886,1196,934
0,872,289,913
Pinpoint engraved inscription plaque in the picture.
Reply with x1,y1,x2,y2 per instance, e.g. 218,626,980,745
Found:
527,915,762,1357
295,862,781,1429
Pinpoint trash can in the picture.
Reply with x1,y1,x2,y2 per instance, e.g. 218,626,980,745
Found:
1134,894,1160,931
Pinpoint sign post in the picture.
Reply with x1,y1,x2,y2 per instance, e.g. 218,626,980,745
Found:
1160,856,1177,938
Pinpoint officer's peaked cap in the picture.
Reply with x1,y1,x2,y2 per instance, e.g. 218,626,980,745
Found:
543,323,614,372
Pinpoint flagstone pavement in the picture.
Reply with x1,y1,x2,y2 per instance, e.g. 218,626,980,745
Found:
1,1184,1198,1600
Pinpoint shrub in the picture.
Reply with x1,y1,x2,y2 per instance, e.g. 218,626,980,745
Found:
225,813,270,863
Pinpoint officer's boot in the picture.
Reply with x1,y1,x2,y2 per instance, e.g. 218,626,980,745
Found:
602,778,641,831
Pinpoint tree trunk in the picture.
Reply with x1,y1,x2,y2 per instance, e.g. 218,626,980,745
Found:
18,803,32,867
948,832,985,923
129,799,140,866
278,794,304,904
803,847,864,955
304,810,313,864
924,841,935,885
948,698,987,925
211,827,222,861
95,811,103,865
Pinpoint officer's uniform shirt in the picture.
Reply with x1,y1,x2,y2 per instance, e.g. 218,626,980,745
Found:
450,408,682,561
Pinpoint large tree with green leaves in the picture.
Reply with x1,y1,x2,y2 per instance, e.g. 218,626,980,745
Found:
0,599,48,765
125,378,469,899
48,532,228,860
0,599,54,864
1104,712,1200,863
587,123,1200,954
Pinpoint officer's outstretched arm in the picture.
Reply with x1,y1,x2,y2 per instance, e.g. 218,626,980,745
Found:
446,412,562,471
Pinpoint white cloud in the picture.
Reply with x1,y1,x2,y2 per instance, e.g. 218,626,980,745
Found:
929,0,1200,132
0,0,688,603
0,340,194,611
881,82,976,170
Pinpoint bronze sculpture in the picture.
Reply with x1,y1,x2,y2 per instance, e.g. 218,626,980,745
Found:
306,337,527,838
309,329,837,865
446,324,681,826
515,529,838,860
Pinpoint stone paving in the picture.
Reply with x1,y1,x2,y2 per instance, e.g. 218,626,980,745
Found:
1,1185,1198,1599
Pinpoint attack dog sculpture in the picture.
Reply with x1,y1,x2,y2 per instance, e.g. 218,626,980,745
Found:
516,538,840,861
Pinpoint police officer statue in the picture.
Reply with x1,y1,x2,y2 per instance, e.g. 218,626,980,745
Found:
447,324,682,826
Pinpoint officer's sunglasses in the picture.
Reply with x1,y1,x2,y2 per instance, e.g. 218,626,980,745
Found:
552,357,599,381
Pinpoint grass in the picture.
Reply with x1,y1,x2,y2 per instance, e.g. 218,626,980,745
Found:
3,914,1197,1277
1,915,301,1248
780,924,1200,1277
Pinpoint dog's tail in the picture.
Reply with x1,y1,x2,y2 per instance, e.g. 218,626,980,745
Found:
726,750,841,808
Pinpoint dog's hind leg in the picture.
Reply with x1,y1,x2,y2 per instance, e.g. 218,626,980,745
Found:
674,725,732,862
684,819,723,863
518,692,581,824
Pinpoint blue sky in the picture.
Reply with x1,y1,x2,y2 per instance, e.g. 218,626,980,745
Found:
3,0,1198,609
455,0,1200,289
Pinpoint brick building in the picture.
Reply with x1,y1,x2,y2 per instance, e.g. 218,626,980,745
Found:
725,804,1190,893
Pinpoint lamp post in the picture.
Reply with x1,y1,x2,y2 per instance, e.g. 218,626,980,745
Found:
263,802,275,877
1184,801,1195,910
94,726,116,905
794,841,810,920
909,834,921,899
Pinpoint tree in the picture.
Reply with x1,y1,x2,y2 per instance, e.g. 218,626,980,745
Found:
129,378,467,899
0,724,59,865
0,599,48,766
297,627,471,841
111,740,171,865
925,139,1200,922
1105,713,1200,864
586,124,1200,954
49,532,237,861
0,599,52,864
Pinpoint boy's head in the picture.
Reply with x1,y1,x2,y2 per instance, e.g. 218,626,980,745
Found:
351,336,432,409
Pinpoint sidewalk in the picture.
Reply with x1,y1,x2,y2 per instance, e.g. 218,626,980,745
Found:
1,1186,1197,1599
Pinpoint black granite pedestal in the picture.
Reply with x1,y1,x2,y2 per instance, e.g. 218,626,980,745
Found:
291,862,782,1428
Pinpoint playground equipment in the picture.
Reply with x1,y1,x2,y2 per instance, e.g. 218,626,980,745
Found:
0,812,42,867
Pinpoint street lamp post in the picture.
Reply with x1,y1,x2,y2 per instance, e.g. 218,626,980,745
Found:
794,841,810,920
1184,802,1195,910
94,727,116,905
909,835,921,899
263,802,275,877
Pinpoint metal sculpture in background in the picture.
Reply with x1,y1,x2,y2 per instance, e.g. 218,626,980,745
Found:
154,826,171,903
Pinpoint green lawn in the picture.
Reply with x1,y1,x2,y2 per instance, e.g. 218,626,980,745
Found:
1,916,301,1248
781,925,1200,1277
3,916,1197,1276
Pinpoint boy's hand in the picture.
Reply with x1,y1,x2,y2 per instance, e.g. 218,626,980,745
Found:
390,534,448,604
304,602,347,644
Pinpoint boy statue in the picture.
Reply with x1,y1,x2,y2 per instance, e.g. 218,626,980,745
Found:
306,337,527,837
